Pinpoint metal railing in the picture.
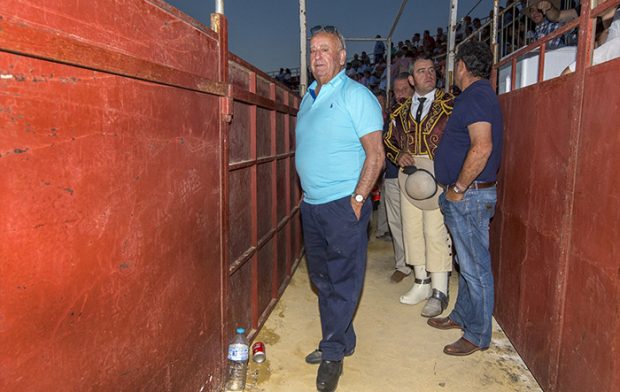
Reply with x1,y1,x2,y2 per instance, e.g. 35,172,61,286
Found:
437,0,596,93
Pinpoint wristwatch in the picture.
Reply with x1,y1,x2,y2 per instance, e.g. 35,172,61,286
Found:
353,194,365,203
450,184,466,194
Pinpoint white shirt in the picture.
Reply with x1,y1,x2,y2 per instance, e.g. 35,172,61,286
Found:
607,7,620,41
410,89,436,121
568,37,620,71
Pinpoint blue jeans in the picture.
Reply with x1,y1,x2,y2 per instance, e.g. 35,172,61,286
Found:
301,196,371,361
439,188,497,348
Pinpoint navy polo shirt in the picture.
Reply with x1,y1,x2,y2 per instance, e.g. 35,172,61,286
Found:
434,79,503,186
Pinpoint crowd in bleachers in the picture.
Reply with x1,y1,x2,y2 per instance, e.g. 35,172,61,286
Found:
274,67,299,89
273,0,619,94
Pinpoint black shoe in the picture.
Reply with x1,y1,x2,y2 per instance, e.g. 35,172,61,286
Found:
316,360,343,392
305,348,355,365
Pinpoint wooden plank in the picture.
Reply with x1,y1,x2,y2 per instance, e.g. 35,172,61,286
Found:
0,11,226,96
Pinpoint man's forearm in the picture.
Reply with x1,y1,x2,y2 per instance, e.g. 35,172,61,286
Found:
356,132,385,198
455,146,492,189
455,122,494,189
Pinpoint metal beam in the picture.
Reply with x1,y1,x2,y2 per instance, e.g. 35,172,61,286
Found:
492,0,500,64
386,37,392,107
446,0,458,92
299,0,307,96
387,0,410,40
345,37,388,42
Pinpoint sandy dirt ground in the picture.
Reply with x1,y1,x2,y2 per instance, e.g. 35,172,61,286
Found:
239,229,542,392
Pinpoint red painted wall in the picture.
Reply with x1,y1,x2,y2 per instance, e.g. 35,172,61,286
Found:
1,1,301,391
493,57,620,391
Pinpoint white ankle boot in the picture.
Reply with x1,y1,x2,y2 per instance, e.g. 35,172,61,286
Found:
400,276,432,305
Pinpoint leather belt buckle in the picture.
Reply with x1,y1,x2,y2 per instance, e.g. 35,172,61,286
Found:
470,181,496,190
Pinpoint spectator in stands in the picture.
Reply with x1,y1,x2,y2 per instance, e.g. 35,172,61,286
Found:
276,68,285,82
473,16,490,43
368,70,381,90
435,58,447,90
473,18,482,31
412,33,421,49
456,15,472,42
373,35,386,63
525,4,565,49
563,6,620,74
503,0,528,49
361,51,370,65
465,26,475,40
535,0,579,45
536,0,578,23
346,62,356,78
436,27,447,45
392,50,411,79
360,70,372,87
379,64,388,92
283,68,292,87
423,30,436,50
351,53,361,70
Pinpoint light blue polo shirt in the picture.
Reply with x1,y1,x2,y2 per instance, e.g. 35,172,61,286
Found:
295,70,383,204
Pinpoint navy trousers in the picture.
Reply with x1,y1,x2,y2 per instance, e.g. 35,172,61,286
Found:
301,195,371,361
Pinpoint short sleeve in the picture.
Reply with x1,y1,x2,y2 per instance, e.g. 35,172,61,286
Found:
345,84,384,138
462,89,494,127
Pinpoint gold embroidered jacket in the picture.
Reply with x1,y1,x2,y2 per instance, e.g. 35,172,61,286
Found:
384,89,454,164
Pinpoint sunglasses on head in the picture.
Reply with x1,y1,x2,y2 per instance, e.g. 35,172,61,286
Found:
310,25,338,36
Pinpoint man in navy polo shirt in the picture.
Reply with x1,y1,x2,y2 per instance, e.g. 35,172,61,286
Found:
295,25,384,392
428,41,503,356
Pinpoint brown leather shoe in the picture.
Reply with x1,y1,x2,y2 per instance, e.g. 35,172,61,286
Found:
427,317,462,330
443,337,489,356
390,270,409,283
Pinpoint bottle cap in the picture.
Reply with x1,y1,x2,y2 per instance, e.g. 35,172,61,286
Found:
236,327,245,334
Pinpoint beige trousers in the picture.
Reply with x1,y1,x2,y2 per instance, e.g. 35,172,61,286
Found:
400,193,452,273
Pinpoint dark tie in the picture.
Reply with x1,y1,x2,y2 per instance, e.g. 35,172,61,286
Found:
415,97,427,123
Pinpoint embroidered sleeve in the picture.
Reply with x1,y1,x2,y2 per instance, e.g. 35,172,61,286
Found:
384,108,405,165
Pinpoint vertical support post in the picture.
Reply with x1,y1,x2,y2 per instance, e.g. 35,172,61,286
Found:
386,38,392,108
491,0,500,89
446,0,458,92
510,56,517,92
492,0,499,64
269,81,279,304
248,71,259,330
210,9,230,383
537,42,546,83
215,0,224,15
299,0,307,96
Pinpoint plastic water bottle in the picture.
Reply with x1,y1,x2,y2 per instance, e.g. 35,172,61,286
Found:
225,327,249,391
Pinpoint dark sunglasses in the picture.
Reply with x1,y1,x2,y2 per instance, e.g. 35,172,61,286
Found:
310,25,338,36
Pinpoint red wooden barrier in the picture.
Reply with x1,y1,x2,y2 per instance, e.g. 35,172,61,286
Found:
226,53,302,335
492,1,620,388
0,1,301,391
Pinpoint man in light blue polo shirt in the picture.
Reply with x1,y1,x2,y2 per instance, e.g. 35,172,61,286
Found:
295,25,384,392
